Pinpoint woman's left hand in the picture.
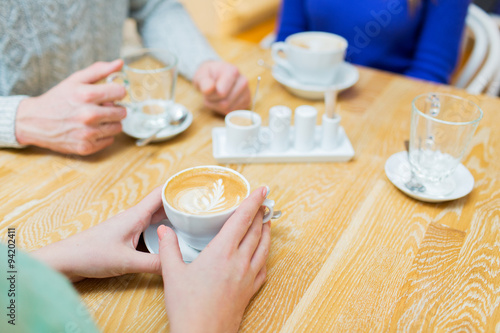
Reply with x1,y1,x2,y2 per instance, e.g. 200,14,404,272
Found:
31,187,165,282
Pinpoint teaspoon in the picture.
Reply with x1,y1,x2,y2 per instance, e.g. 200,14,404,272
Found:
136,105,189,147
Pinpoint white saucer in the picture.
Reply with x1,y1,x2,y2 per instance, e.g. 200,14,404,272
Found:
272,62,359,100
384,151,474,203
143,219,200,263
122,103,193,142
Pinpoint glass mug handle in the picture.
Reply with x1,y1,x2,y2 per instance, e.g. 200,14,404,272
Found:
261,199,275,223
106,72,130,105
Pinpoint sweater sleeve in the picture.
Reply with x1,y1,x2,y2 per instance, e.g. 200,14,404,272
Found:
404,0,470,84
129,0,220,80
0,96,28,148
0,244,101,333
276,0,308,41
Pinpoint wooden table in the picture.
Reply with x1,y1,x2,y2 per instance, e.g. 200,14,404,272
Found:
1,37,499,332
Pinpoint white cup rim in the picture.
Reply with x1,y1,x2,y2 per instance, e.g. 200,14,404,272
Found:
284,31,348,54
225,110,262,129
161,165,251,218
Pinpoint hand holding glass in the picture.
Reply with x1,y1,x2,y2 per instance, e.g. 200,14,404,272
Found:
107,49,178,130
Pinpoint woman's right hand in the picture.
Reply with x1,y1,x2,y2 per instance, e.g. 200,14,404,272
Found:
15,60,127,156
157,187,272,333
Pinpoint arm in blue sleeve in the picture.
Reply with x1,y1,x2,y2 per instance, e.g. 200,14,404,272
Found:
404,0,470,83
277,0,309,41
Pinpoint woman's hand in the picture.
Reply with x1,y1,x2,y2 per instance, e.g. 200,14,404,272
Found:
16,60,127,156
193,60,251,115
158,187,271,333
31,187,165,282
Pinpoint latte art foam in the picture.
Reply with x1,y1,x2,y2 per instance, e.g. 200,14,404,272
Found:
165,167,248,215
175,179,240,214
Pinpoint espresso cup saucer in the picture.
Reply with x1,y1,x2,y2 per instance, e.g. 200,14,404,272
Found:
272,62,359,100
121,103,193,142
143,219,200,263
384,151,474,203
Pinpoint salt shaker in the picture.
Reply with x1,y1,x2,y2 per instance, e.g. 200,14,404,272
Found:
269,106,292,152
294,105,317,151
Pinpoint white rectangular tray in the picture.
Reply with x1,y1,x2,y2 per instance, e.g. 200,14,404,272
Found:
212,126,355,164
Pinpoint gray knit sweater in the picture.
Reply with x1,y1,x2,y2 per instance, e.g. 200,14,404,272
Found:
0,0,219,147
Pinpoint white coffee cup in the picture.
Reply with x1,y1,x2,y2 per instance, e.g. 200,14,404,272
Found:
225,110,263,154
272,32,348,86
162,165,275,250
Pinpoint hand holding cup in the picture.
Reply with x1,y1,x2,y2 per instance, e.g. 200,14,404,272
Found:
162,166,275,250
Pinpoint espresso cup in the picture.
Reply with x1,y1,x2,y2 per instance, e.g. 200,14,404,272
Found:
271,32,347,86
225,110,263,154
162,166,275,250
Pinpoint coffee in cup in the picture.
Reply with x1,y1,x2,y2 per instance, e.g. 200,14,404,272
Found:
229,116,254,127
165,167,248,215
162,166,275,250
271,31,348,86
224,111,263,154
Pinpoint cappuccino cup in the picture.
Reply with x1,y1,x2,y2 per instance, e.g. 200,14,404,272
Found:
271,32,347,85
162,166,275,250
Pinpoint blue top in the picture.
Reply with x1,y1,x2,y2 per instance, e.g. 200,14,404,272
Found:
277,0,470,83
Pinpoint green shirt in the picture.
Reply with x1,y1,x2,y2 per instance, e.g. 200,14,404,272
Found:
0,243,100,333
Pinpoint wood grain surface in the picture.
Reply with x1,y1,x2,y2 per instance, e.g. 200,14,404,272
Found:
1,37,499,332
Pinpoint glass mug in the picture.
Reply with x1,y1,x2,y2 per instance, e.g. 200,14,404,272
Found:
107,48,178,129
409,93,483,196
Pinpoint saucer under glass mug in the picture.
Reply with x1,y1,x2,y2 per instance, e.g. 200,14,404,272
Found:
408,93,483,196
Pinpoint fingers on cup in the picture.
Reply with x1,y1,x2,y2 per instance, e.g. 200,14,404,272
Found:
150,207,168,225
250,220,271,274
126,251,162,275
95,122,123,139
157,226,184,272
79,105,126,126
72,60,124,84
76,122,120,143
238,207,265,257
99,106,127,123
253,266,267,294
219,187,267,250
76,83,126,104
134,187,165,230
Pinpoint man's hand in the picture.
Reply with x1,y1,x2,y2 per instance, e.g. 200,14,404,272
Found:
193,60,251,115
15,60,127,155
